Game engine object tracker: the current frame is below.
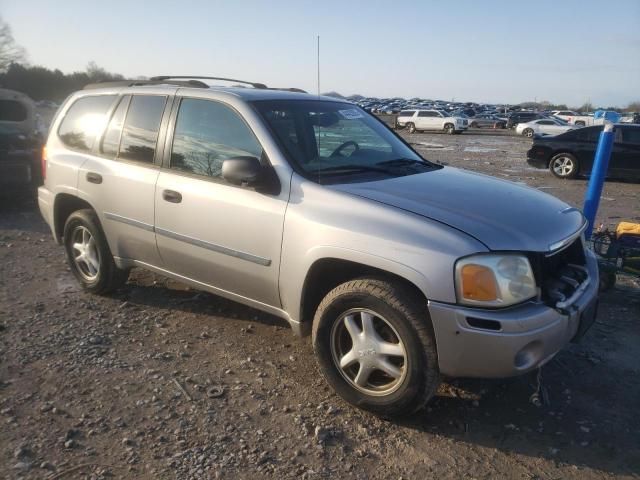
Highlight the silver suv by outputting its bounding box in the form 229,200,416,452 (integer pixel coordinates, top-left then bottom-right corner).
38,76,599,416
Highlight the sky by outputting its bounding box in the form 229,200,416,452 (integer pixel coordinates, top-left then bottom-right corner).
3,0,639,106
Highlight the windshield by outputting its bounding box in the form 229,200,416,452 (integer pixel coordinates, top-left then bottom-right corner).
253,100,438,183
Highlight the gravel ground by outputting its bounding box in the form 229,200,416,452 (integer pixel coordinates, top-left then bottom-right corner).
1,129,639,479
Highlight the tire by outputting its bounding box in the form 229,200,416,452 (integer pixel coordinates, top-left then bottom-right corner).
63,209,129,294
406,122,416,134
575,121,586,126
444,123,455,134
470,121,478,128
549,152,579,179
312,277,440,417
523,128,534,138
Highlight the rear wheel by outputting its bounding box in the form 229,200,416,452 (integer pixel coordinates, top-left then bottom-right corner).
575,121,586,126
523,128,534,138
312,278,440,417
549,153,579,179
470,121,478,128
63,209,129,294
444,123,455,134
406,122,416,134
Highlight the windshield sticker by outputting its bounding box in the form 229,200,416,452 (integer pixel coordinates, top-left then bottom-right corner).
339,109,364,120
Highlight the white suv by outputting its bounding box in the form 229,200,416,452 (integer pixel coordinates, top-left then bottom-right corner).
396,109,468,134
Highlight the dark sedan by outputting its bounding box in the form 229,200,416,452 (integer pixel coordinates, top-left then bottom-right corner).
526,124,640,179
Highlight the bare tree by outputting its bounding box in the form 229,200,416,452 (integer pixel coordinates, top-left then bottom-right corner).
0,17,26,72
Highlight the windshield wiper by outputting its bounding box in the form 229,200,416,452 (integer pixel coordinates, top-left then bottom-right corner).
311,164,395,176
376,158,430,167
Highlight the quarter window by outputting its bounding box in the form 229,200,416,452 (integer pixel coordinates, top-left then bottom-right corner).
118,95,167,163
58,95,117,152
170,98,263,179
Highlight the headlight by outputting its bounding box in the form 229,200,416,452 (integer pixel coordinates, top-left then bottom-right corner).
455,254,537,307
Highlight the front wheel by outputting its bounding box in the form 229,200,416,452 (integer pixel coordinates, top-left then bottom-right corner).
522,128,534,138
406,122,416,134
312,278,440,417
549,152,579,179
63,209,129,294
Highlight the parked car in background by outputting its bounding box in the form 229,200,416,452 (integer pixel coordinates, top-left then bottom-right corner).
551,110,580,122
516,118,578,138
506,111,543,129
0,88,44,194
396,109,468,134
526,124,640,179
468,114,506,129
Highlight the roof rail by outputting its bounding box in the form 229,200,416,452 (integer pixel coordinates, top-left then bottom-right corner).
150,76,268,89
83,79,209,90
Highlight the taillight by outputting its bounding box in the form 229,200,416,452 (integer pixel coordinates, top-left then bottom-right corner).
41,146,48,180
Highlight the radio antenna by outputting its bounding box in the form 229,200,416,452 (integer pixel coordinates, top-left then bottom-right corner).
317,35,320,96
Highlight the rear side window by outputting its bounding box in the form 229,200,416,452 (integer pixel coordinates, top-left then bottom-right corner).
100,96,130,158
399,110,415,117
0,100,28,121
576,127,602,142
118,95,167,163
170,98,263,179
58,95,117,152
620,127,640,144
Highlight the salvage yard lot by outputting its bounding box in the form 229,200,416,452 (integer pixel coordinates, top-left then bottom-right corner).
1,130,639,479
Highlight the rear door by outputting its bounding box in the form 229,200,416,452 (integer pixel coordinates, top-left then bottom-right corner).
78,92,172,265
154,95,287,307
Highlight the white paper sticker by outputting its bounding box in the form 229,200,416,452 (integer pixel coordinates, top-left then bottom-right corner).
339,109,364,120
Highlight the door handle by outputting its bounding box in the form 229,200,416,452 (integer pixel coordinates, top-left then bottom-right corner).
162,189,182,203
86,172,102,184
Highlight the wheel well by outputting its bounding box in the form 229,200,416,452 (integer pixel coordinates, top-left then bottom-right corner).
53,194,94,241
299,258,427,336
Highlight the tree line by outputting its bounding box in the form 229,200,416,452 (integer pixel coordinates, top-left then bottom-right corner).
0,62,126,101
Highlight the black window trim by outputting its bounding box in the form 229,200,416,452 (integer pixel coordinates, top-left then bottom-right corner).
161,95,276,191
57,93,119,156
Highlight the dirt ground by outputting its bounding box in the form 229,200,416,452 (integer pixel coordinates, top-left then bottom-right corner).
1,129,639,479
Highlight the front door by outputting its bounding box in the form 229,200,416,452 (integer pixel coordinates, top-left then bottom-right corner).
154,96,288,308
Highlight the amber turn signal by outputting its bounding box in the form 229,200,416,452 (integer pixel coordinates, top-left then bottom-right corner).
460,264,498,302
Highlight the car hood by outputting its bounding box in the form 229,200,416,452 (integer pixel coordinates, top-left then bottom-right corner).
331,167,586,252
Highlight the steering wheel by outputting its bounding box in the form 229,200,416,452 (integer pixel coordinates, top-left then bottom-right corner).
330,141,360,158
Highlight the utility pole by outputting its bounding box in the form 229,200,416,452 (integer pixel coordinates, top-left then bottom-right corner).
317,35,320,96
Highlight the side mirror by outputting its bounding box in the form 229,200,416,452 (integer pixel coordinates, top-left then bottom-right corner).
222,156,263,186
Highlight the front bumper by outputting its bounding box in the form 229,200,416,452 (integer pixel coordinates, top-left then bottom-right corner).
428,249,599,378
526,153,548,169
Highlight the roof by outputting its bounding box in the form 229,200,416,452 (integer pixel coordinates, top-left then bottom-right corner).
82,77,347,103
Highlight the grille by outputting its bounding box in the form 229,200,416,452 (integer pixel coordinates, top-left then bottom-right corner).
529,238,588,308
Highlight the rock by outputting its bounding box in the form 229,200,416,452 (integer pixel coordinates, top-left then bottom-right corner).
64,439,77,448
13,461,31,471
314,426,330,442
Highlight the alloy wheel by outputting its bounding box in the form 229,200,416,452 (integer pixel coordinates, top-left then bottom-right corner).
330,309,407,396
71,226,100,281
551,156,575,177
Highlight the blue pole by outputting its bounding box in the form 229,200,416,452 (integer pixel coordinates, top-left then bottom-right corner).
583,123,615,238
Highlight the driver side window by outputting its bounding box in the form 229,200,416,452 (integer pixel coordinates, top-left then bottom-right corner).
170,98,263,179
